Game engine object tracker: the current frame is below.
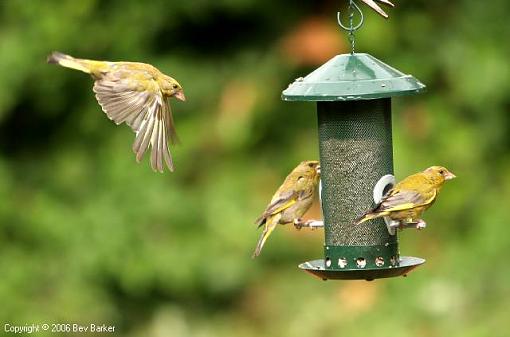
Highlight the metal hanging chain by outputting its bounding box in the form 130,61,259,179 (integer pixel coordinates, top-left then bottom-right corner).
337,0,395,54
348,0,356,54
337,0,364,54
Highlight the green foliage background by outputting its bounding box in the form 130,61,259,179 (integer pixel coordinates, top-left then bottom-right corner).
0,0,509,336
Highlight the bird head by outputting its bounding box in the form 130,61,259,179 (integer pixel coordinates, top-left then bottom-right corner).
161,76,186,101
292,160,320,186
424,166,456,186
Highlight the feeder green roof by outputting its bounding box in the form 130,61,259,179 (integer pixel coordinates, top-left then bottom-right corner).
282,53,425,101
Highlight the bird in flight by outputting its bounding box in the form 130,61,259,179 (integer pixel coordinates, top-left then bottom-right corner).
48,52,185,173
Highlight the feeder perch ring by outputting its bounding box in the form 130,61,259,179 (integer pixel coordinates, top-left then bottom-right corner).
319,179,323,211
373,174,395,203
373,174,399,235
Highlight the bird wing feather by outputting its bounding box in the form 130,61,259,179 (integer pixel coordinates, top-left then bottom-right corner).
361,0,391,18
93,72,175,172
377,188,437,213
255,190,297,227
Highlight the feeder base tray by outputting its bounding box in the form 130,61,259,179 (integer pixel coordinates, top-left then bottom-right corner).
299,256,425,281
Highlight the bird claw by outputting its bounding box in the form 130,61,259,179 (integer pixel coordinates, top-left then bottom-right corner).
384,218,427,235
415,219,427,230
293,218,304,230
399,219,427,231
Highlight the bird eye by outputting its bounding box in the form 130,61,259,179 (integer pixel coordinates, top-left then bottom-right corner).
172,84,179,89
439,170,445,175
308,163,314,168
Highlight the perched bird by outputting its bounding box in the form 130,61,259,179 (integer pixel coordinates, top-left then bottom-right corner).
355,166,456,228
253,161,321,258
360,0,395,19
47,51,185,172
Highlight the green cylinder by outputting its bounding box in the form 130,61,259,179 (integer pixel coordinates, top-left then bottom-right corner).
318,99,398,270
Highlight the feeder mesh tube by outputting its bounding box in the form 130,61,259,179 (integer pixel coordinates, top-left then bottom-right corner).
317,99,397,248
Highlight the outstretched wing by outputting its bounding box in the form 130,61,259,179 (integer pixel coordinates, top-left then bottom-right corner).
93,72,176,172
255,190,297,227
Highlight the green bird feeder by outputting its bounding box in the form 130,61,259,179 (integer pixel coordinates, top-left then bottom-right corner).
282,1,426,281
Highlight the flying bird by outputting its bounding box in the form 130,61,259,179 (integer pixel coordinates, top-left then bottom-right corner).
360,0,395,19
253,161,320,258
47,51,185,172
355,166,456,228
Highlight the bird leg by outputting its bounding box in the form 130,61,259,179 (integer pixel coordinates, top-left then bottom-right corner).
398,221,407,231
293,219,324,230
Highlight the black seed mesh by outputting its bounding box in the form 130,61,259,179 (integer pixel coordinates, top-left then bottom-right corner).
317,99,397,246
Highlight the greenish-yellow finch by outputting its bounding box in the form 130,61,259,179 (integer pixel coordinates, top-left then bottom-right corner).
47,51,185,173
253,161,321,258
356,166,456,227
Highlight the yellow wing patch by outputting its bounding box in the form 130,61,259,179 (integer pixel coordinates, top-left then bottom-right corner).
268,199,297,216
382,189,437,213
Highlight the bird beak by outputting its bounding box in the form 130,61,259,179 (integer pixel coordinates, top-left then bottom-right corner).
174,91,186,102
445,171,456,180
316,165,321,175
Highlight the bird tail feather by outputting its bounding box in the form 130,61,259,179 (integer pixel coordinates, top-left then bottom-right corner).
252,222,277,258
47,51,91,74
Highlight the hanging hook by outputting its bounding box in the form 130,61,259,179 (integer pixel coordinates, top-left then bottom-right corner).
337,0,364,32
